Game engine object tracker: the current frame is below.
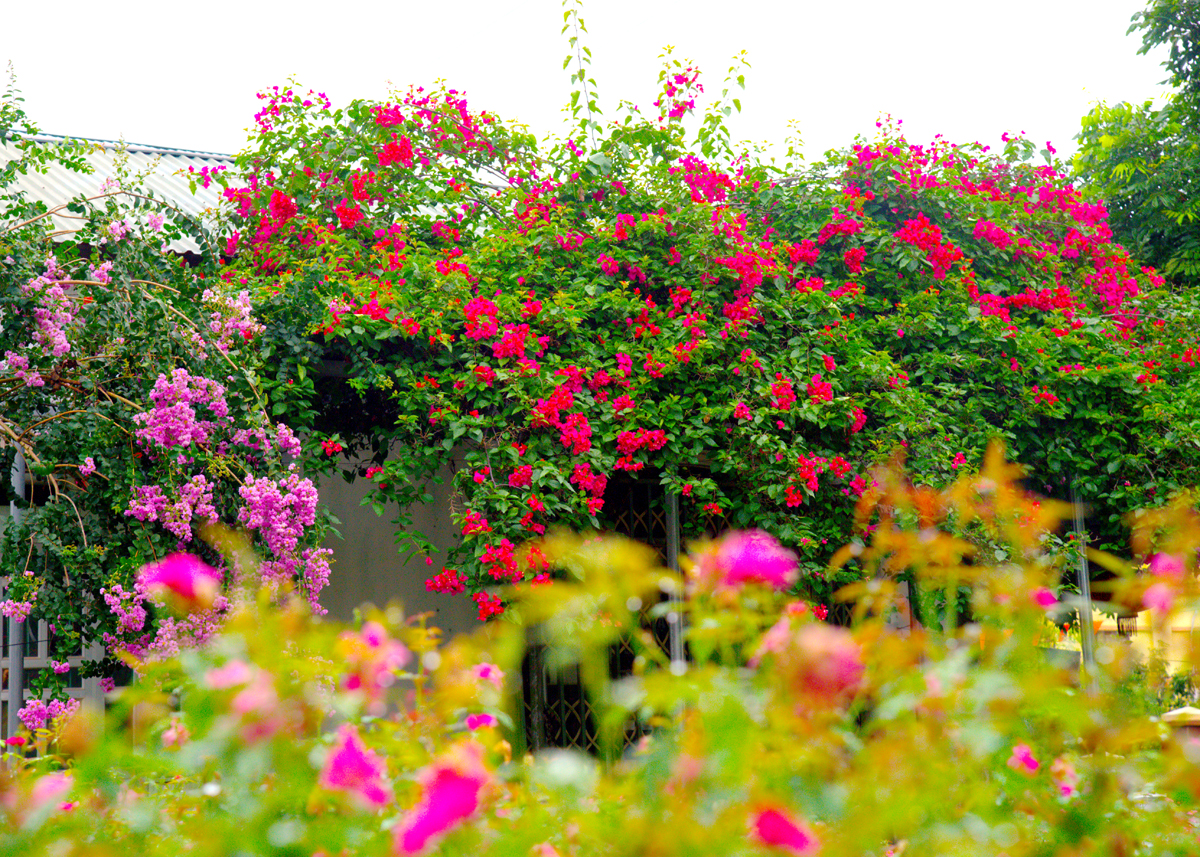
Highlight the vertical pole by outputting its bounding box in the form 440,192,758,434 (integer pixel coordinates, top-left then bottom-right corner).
6,450,27,740
1070,476,1096,670
666,490,684,667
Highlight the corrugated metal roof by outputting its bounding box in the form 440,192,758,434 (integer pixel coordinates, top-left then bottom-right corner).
0,133,233,254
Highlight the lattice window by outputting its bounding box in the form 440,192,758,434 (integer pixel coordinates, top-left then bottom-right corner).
521,473,672,754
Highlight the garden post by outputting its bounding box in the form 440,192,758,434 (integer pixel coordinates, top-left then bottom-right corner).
1070,477,1096,670
5,450,26,740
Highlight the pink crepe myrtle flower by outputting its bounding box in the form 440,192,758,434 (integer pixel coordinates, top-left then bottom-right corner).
138,553,222,611
319,724,393,809
1007,744,1039,774
394,741,490,855
692,530,798,592
750,807,820,855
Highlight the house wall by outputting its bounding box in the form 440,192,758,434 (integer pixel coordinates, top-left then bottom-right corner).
314,466,478,640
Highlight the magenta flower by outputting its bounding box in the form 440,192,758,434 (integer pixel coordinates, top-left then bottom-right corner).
465,713,498,731
138,553,222,610
711,530,799,590
394,741,490,855
1007,743,1039,774
1032,587,1058,609
1149,552,1185,580
319,724,393,809
750,807,820,855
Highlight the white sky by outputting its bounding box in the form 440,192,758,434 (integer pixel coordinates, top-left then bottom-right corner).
3,0,1172,163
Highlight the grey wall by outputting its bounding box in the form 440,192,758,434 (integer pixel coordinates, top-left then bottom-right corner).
314,466,478,640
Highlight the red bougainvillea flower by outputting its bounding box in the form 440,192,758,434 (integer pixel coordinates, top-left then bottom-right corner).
319,723,393,809
692,530,798,592
750,807,820,855
1007,743,1039,774
138,553,222,610
394,741,490,855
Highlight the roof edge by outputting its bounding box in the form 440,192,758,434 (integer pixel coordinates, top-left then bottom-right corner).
2,131,234,161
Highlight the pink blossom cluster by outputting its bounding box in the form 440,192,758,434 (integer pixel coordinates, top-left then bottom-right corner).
236,470,320,557
0,597,35,621
101,583,148,634
670,155,735,203
20,256,77,358
134,369,230,450
125,475,218,542
1,351,44,387
201,288,264,352
17,697,80,733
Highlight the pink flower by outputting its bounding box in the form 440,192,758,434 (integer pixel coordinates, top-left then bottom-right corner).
781,623,863,705
1144,581,1174,612
28,772,73,815
319,724,393,809
206,659,253,689
338,621,411,702
1051,756,1078,797
1007,743,1039,774
465,713,497,731
473,663,505,691
695,530,798,591
394,742,490,855
1149,553,1185,580
138,553,222,610
751,807,819,855
162,717,190,748
1032,587,1057,609
951,452,966,470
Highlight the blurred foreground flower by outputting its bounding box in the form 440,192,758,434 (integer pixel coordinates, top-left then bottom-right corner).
1007,744,1039,774
691,529,798,592
751,807,820,855
337,621,411,707
139,553,222,611
394,741,490,855
754,619,863,707
319,724,393,809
